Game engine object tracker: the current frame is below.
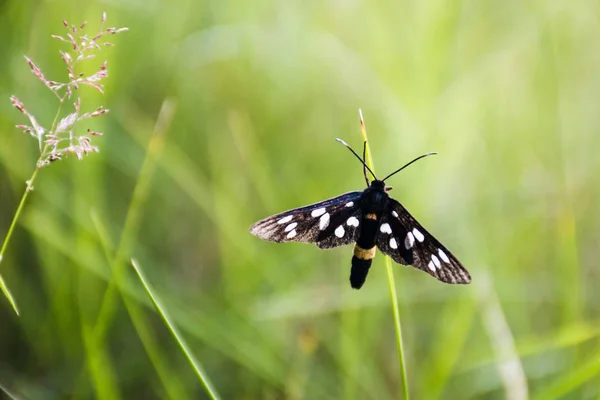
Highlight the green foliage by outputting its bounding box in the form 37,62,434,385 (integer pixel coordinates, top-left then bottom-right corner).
1,1,600,398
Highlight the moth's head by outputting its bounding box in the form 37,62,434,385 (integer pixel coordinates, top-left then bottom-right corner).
371,179,393,192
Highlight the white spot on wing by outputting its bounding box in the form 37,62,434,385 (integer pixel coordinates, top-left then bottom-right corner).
319,213,330,230
311,208,326,217
345,202,354,207
438,249,450,263
335,225,345,238
277,215,293,224
413,228,425,242
287,229,297,239
390,238,398,249
347,216,359,227
427,261,436,272
432,255,441,269
392,211,399,218
284,222,297,232
405,232,415,249
380,223,392,234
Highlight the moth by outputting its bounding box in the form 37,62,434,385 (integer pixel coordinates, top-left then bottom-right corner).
250,138,471,289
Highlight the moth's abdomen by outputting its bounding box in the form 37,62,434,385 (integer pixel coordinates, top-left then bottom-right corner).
349,212,380,289
350,245,376,289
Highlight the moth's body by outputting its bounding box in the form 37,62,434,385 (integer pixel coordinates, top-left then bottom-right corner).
351,180,388,288
249,138,471,289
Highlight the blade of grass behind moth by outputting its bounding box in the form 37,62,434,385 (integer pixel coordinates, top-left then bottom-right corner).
119,101,294,388
90,98,176,345
89,210,189,400
0,265,19,315
71,99,176,396
0,380,19,400
131,258,221,400
81,323,121,400
457,318,600,378
476,271,528,400
359,109,409,400
419,297,475,399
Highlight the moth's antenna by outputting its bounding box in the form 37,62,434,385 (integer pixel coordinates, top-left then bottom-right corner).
335,138,377,181
362,141,369,186
381,152,438,182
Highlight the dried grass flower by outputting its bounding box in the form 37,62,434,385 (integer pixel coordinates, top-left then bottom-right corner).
11,12,127,167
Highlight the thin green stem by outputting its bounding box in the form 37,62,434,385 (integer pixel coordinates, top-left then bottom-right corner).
358,109,409,399
0,167,40,316
88,211,189,399
0,268,18,315
385,257,409,399
0,381,18,400
0,168,39,256
69,99,176,397
90,99,175,346
131,259,221,400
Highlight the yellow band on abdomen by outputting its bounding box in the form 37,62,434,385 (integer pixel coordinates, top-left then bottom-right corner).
353,244,376,260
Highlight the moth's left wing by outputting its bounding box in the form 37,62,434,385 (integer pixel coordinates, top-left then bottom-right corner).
376,198,471,284
250,191,362,249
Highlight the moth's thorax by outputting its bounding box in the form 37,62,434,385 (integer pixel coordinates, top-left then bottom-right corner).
360,180,389,214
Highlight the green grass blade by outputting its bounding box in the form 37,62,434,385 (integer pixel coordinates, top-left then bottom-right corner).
359,109,409,399
70,98,176,397
420,297,475,399
477,271,528,399
90,98,176,348
0,263,19,316
81,323,121,400
131,258,221,400
0,381,19,400
0,170,40,316
90,211,189,400
384,257,409,399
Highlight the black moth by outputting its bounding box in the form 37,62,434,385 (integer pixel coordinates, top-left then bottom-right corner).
250,138,471,289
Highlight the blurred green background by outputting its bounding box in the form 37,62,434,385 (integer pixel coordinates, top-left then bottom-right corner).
1,0,599,399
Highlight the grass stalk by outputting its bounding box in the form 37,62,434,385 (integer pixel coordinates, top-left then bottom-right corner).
90,99,175,343
476,271,528,399
0,381,19,400
131,258,221,400
0,168,42,316
77,99,176,397
90,210,189,400
358,109,409,399
0,95,68,315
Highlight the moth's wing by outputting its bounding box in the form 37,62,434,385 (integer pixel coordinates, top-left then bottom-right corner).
375,213,413,266
250,191,362,249
315,205,361,249
376,198,471,284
